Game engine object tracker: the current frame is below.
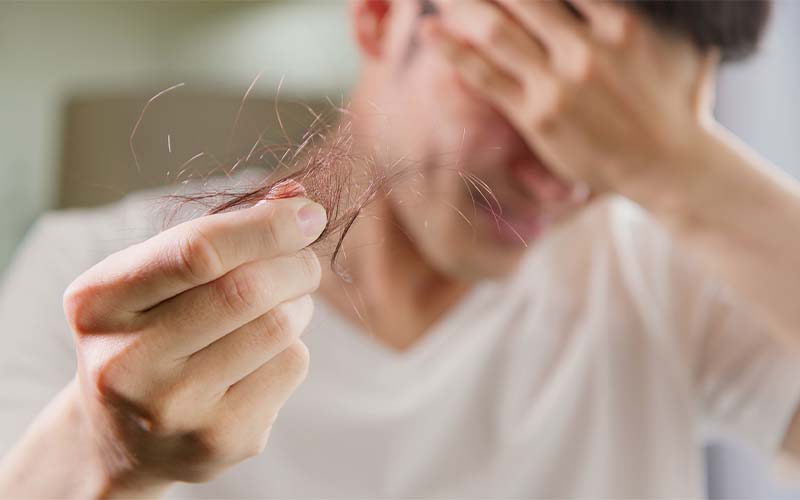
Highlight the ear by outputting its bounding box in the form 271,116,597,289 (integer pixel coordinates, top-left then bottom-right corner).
694,47,720,124
349,0,392,59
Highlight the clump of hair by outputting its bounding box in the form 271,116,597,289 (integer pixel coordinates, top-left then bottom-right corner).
173,110,407,278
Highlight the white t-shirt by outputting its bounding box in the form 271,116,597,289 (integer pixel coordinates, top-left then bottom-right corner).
1,182,799,499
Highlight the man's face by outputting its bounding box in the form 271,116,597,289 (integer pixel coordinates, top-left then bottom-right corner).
356,1,589,280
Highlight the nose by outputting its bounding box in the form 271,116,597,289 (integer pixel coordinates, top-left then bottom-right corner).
509,160,573,204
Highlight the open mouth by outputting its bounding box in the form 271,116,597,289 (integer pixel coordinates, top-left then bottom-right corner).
463,159,582,245
457,132,584,245
474,200,550,245
463,179,550,245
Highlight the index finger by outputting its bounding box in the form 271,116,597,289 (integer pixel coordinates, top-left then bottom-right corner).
494,0,589,57
68,196,327,316
570,0,636,45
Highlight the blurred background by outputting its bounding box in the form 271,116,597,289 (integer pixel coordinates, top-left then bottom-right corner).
0,0,357,270
0,1,798,498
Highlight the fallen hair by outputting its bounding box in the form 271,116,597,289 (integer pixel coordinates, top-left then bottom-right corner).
171,112,409,279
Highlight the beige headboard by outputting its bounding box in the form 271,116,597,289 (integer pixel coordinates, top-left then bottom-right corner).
59,92,331,209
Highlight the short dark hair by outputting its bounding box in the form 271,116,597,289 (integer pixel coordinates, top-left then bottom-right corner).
628,0,773,61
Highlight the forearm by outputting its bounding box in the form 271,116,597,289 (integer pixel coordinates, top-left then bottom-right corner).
634,124,800,344
0,379,170,499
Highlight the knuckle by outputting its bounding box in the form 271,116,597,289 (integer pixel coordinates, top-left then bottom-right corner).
177,226,225,284
282,341,311,381
480,12,505,46
145,383,188,433
241,430,271,459
613,12,637,46
134,370,197,432
474,62,495,89
85,346,149,416
90,357,123,400
215,270,260,314
187,426,235,463
258,305,297,349
242,443,265,460
574,55,597,83
64,275,138,336
175,466,222,484
569,44,594,81
296,294,314,325
550,83,569,114
535,81,568,126
143,401,173,434
296,249,322,291
63,281,98,335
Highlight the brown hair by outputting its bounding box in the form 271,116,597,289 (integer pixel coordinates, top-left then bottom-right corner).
630,0,773,61
173,114,409,277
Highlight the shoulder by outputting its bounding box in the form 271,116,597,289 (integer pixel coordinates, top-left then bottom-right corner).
517,196,716,331
572,195,697,285
522,196,678,283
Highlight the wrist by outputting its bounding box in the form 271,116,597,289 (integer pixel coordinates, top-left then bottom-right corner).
67,381,172,499
618,123,730,232
0,379,171,499
622,121,800,247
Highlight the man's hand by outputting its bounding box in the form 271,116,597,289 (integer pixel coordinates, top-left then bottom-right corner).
423,0,717,204
61,188,326,493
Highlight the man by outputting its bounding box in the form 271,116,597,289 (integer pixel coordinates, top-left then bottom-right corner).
1,0,798,498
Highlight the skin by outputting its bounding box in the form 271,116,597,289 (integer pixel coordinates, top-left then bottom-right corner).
325,0,800,471
0,194,328,496
1,0,800,497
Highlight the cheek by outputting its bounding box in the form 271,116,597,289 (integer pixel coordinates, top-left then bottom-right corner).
400,54,514,161
414,51,497,123
387,167,468,245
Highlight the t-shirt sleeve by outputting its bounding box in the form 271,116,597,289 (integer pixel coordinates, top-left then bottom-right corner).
605,197,800,460
0,213,92,457
693,281,800,458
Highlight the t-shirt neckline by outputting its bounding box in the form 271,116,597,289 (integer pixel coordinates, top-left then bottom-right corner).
311,279,500,372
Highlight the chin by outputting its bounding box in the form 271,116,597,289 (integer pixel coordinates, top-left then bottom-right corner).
449,251,527,282
406,207,544,283
428,230,531,283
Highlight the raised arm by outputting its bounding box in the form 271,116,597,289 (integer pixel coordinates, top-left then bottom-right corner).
657,123,800,461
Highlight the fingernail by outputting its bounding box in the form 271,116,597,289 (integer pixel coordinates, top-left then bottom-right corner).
253,180,307,209
269,179,307,198
297,202,327,238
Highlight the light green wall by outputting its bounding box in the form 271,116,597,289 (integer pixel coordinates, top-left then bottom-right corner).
0,1,357,271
